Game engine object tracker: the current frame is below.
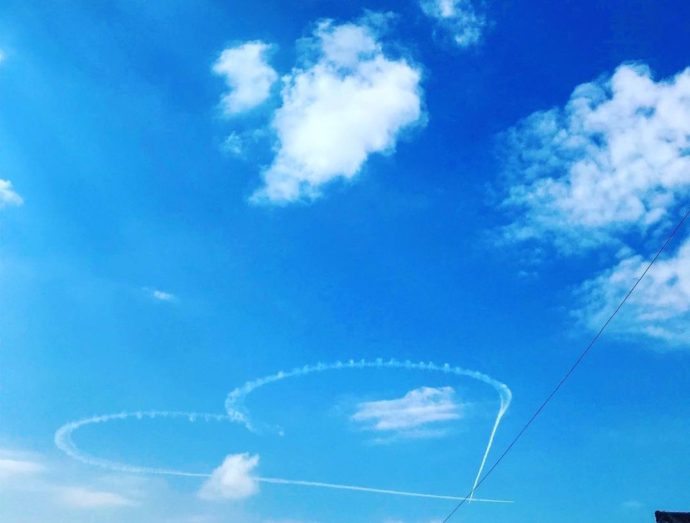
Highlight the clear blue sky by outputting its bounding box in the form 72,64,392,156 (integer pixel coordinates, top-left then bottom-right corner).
1,1,690,522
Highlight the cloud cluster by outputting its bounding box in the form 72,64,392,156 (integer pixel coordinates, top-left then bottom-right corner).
352,386,462,434
500,63,690,348
501,64,690,251
213,41,278,115
248,19,423,204
198,453,260,501
420,0,486,48
0,179,23,208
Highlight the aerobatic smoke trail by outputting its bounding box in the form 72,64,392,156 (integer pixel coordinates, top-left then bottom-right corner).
225,358,512,500
55,358,512,504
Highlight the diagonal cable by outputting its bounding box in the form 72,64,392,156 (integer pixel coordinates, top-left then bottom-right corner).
441,206,690,523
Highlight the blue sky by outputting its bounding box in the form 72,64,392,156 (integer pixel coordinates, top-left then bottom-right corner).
1,1,690,522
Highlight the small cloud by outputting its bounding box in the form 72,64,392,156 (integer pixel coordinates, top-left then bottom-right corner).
221,132,244,156
0,179,24,208
56,486,137,509
213,41,278,115
420,0,487,48
198,453,260,501
145,288,177,302
0,50,5,63
352,386,463,435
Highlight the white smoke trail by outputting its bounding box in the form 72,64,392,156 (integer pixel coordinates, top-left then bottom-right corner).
225,358,512,501
258,477,513,503
55,358,512,504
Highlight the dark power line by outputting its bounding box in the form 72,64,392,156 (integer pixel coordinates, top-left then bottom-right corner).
441,206,690,523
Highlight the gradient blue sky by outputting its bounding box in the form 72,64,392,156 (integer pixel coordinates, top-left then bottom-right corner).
1,1,690,522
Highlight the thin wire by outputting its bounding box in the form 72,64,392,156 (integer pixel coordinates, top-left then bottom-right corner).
441,206,690,523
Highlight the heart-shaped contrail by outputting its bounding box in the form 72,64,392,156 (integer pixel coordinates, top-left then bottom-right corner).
55,358,512,504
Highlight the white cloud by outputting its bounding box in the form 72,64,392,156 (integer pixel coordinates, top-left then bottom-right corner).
252,18,423,204
148,288,176,302
198,453,260,501
576,237,690,348
0,179,23,208
420,0,486,48
213,41,278,115
500,64,690,252
352,386,462,433
499,63,690,348
222,132,244,156
0,50,5,63
0,457,45,480
56,486,137,508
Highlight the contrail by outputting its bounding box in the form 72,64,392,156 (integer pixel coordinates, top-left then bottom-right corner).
55,358,512,504
225,358,512,500
54,411,512,503
257,477,513,503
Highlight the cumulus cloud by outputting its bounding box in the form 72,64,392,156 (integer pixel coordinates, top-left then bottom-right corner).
500,63,690,348
500,64,690,252
213,41,278,115
252,18,423,204
420,0,486,48
352,386,462,434
198,453,260,501
576,238,690,348
57,486,137,508
0,179,23,208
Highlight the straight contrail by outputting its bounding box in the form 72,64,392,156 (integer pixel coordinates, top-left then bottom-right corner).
258,477,513,503
55,358,512,504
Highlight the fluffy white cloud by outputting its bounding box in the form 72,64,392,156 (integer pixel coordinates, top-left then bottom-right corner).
213,41,277,115
57,486,137,508
500,64,690,251
352,386,462,432
0,179,23,208
198,453,260,501
420,0,486,48
500,63,690,348
252,19,423,204
576,238,690,348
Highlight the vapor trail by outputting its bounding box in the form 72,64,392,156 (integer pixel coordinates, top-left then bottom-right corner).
225,358,512,500
56,358,512,503
54,410,511,503
257,477,513,503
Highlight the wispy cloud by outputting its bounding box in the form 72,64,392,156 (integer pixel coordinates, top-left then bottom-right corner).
56,485,138,508
0,179,24,208
252,16,423,204
576,237,690,348
420,0,487,48
198,453,260,501
0,457,45,479
351,386,462,436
